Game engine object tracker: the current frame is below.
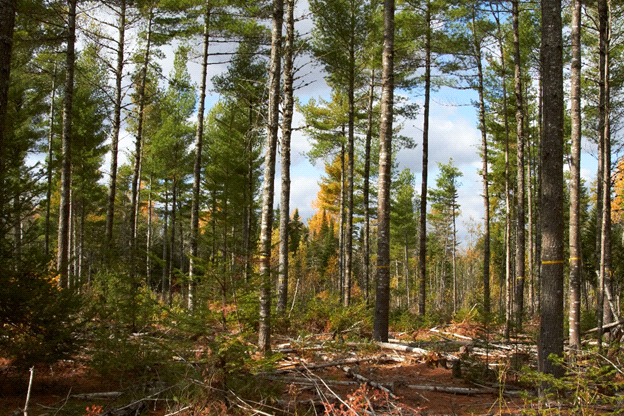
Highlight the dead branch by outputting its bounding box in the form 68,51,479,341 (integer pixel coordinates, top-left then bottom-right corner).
264,375,359,386
71,392,123,400
338,365,397,399
23,367,34,416
430,327,473,341
583,319,624,335
406,384,497,395
268,356,397,375
101,399,147,416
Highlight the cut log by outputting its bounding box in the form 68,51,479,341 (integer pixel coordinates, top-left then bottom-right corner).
377,342,428,355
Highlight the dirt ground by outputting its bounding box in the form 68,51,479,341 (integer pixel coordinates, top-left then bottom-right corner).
0,322,588,415
0,359,528,416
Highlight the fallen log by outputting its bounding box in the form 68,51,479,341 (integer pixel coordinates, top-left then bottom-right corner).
406,384,496,395
377,342,428,355
583,319,624,335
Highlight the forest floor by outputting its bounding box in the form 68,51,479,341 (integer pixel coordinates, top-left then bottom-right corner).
1,320,623,415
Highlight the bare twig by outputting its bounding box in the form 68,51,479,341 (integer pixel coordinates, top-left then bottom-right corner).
23,367,34,416
164,406,190,416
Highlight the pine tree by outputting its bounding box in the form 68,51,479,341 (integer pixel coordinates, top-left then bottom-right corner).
539,0,564,378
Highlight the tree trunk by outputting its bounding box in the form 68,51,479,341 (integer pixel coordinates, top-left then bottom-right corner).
45,65,57,257
373,0,394,342
162,185,169,300
0,0,17,225
363,70,374,304
597,0,611,347
513,0,526,333
491,2,512,323
146,175,153,287
568,0,582,350
538,0,564,377
105,0,126,248
277,0,295,314
418,0,431,316
338,143,345,297
258,0,283,353
57,0,77,288
129,8,153,273
344,7,357,307
168,181,177,306
452,200,457,314
189,8,210,310
480,5,497,315
405,232,410,307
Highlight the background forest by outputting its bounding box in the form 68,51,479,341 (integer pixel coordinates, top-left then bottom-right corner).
1,0,624,413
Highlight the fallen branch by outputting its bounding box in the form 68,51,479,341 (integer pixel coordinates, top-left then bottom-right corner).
583,319,624,335
23,367,34,416
268,356,396,375
430,327,473,341
72,392,123,400
264,375,359,386
406,384,496,395
338,365,397,399
164,406,191,416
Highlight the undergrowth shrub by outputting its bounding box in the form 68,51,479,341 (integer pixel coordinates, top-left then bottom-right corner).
520,352,624,413
0,261,86,366
89,270,160,331
297,297,371,337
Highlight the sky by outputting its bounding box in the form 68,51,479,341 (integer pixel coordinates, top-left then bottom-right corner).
105,2,600,248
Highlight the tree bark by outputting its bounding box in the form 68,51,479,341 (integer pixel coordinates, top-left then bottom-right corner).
58,0,77,288
258,0,283,353
538,0,564,377
418,0,431,316
373,0,394,342
568,0,582,351
277,0,295,313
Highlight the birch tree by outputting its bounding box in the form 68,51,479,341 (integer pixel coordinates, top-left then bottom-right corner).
258,0,283,353
373,0,394,342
